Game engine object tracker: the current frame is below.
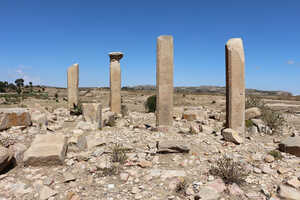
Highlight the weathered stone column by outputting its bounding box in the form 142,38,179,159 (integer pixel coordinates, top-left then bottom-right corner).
109,52,123,114
156,35,174,127
226,38,245,134
67,63,79,110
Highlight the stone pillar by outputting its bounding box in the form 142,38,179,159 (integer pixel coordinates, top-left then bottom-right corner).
109,52,123,114
226,38,245,134
156,35,174,127
67,63,79,110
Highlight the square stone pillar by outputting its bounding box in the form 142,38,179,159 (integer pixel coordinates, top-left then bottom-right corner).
226,38,245,134
67,63,79,110
156,35,174,127
109,52,123,114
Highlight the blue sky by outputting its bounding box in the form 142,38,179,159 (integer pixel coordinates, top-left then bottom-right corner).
0,0,299,95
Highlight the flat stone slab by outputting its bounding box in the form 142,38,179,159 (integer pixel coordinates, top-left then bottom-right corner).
279,136,300,157
0,108,31,130
23,134,67,166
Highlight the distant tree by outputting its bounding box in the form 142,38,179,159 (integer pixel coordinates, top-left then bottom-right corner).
29,82,33,92
8,83,17,91
0,81,6,93
15,78,24,95
15,78,24,88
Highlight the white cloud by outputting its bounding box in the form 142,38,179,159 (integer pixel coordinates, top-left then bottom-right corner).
9,65,42,85
287,60,295,65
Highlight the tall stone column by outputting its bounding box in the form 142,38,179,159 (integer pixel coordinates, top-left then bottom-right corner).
67,63,79,110
156,35,174,127
226,38,245,134
109,52,123,114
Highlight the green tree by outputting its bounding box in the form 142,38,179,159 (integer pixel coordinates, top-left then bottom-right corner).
15,78,24,95
0,81,6,93
15,79,24,88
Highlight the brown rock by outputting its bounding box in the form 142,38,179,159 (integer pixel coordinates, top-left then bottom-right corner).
23,134,67,166
0,108,31,131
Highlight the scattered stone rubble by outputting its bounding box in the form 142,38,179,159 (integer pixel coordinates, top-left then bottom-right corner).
0,100,299,200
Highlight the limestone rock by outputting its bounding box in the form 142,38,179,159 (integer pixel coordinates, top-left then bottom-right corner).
182,111,197,121
264,154,275,163
157,141,190,154
195,186,220,200
82,103,102,129
278,184,300,200
23,134,67,166
279,136,300,157
222,128,243,144
38,185,58,200
0,108,31,131
287,177,300,188
0,146,13,173
31,111,47,128
245,107,261,120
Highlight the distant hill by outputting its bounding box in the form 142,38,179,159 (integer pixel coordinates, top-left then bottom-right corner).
122,85,293,96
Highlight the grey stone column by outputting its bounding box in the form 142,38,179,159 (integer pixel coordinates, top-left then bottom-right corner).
67,63,79,110
226,38,245,134
156,35,174,127
109,52,123,114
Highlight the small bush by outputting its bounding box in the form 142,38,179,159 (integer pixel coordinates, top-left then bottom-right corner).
98,164,121,177
245,119,254,128
210,156,249,185
246,95,285,133
175,177,188,196
268,150,282,160
111,144,128,164
261,108,285,133
145,95,156,113
70,103,82,116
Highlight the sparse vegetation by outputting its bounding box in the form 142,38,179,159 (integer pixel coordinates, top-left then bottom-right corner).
268,150,283,160
110,143,128,164
55,93,59,102
261,108,285,133
98,164,121,177
145,95,156,112
246,95,285,133
210,156,249,185
70,103,82,116
245,119,254,128
175,177,188,196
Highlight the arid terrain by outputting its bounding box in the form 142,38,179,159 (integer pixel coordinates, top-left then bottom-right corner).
1,87,300,200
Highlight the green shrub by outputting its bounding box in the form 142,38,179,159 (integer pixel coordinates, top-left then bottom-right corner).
145,95,156,112
70,103,82,116
175,177,188,196
245,119,254,128
98,164,121,177
210,156,249,185
261,108,285,133
246,95,285,133
111,144,128,164
268,150,282,160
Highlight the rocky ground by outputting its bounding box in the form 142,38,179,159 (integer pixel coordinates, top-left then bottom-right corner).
0,91,300,200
